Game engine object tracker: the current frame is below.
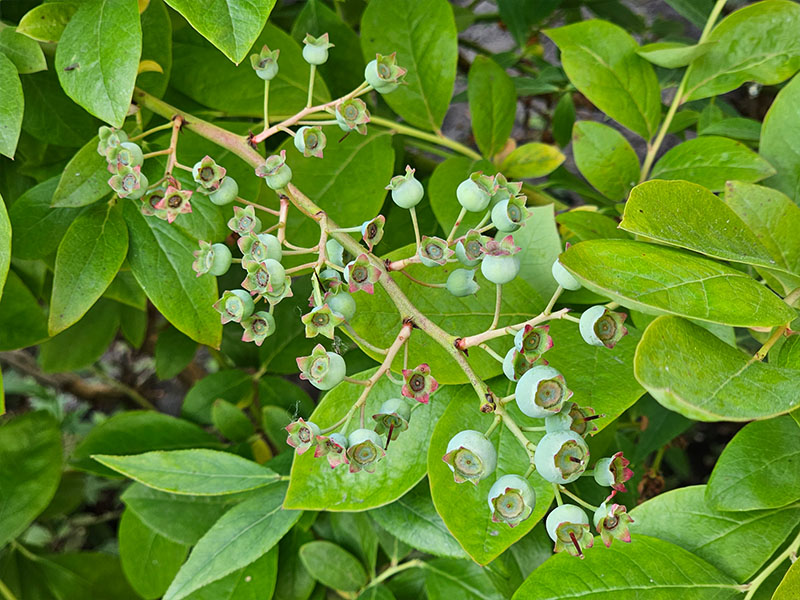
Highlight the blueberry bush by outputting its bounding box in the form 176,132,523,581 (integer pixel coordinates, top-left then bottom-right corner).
1,0,799,598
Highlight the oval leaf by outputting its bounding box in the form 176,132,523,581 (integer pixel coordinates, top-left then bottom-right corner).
468,55,516,158
0,53,23,159
572,121,639,201
92,449,279,495
0,271,49,351
0,193,9,300
636,316,800,421
761,72,800,202
299,541,367,592
560,239,796,327
52,135,110,208
636,41,714,69
499,142,565,179
17,2,79,43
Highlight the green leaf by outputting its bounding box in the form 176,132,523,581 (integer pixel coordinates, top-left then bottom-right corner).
123,202,222,348
273,527,316,600
620,180,779,271
556,210,629,242
0,411,63,548
327,512,379,573
571,121,639,201
425,558,503,600
49,202,128,334
0,194,9,301
699,117,762,142
171,24,329,119
94,449,279,495
281,129,395,249
17,2,79,43
105,270,147,309
551,93,576,148
183,370,255,424
706,416,800,511
164,0,276,64
10,177,83,260
650,136,775,191
636,41,714,69
71,411,220,477
55,0,142,127
0,24,46,74
498,143,565,179
370,482,468,559
182,550,278,600
0,53,23,159
513,204,562,300
358,585,396,600
119,509,189,600
631,485,800,582
635,316,800,421
0,270,49,351
468,56,516,157
684,0,800,101
774,560,800,600
665,0,713,28
52,136,110,208
39,298,120,372
560,239,796,327
284,369,453,510
360,0,458,131
212,399,255,442
511,535,741,599
138,0,172,99
163,484,300,600
544,20,661,139
259,376,314,417
299,541,367,592
428,156,496,238
155,326,198,379
428,384,555,565
761,73,800,202
122,483,245,546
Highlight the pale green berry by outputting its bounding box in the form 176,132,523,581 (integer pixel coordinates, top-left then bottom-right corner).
551,259,581,290
446,269,479,297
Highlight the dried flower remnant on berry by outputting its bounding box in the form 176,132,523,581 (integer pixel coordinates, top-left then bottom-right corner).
401,364,438,404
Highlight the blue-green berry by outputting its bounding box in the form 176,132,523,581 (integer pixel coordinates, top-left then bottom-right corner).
446,268,479,297
456,172,496,212
241,311,276,346
443,429,497,485
325,290,356,321
488,474,535,527
385,165,424,209
546,504,594,557
294,126,326,158
302,33,334,65
491,197,527,232
326,238,346,267
534,430,590,484
579,305,629,349
250,45,280,81
209,176,239,206
551,258,581,290
502,347,535,382
256,150,292,190
297,344,346,390
481,254,520,285
347,429,385,473
515,365,572,418
192,241,232,277
213,289,255,324
364,53,407,94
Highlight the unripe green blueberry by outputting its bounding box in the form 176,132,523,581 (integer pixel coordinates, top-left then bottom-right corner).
302,33,333,65
443,429,497,485
213,289,255,324
546,505,588,542
119,142,144,168
241,311,276,346
456,177,491,212
208,243,232,276
481,254,520,285
372,398,411,440
446,269,479,297
546,504,596,558
293,126,326,158
297,344,346,391
385,166,424,209
593,451,633,492
364,53,406,94
502,347,535,382
286,418,320,454
347,428,385,473
551,258,581,290
209,176,239,206
326,291,356,321
326,238,346,267
487,474,535,527
579,305,629,349
534,430,590,484
491,198,527,233
515,365,572,418
250,45,280,81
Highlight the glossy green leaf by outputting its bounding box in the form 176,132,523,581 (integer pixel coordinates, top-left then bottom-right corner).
761,73,800,202
155,326,197,379
773,560,800,600
299,541,367,592
425,558,503,600
259,376,314,417
0,24,46,74
119,509,189,599
39,298,120,372
631,485,800,582
171,24,329,119
17,2,78,43
358,585,397,600
182,550,278,600
621,180,779,271
650,136,775,191
428,385,555,565
512,204,562,300
637,41,714,69
0,270,49,351
104,270,147,309
164,0,276,64
560,239,796,327
163,484,300,600
428,156,496,238
348,247,543,384
49,202,128,334
556,210,629,242
122,483,246,546
274,527,316,600
285,369,453,510
544,20,661,139
71,411,220,477
138,0,172,99
183,370,254,424
699,117,762,141
551,93,576,148
707,416,800,511
684,0,800,101
499,143,565,179
571,121,639,201
360,0,458,131
511,535,741,599
0,194,9,301
93,449,279,495
281,129,395,249
636,316,800,421
123,202,221,348
468,56,516,157
0,411,63,548
55,0,142,127
0,53,23,159
370,482,467,559
52,135,109,208
212,399,255,442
